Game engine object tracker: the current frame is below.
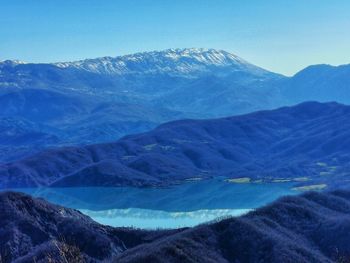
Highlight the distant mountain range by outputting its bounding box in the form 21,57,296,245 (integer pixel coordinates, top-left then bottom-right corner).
1,101,350,189
54,48,274,76
1,48,350,162
2,190,350,262
0,48,283,162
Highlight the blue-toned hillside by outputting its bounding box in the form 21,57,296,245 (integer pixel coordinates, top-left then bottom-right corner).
1,101,349,189
283,63,350,104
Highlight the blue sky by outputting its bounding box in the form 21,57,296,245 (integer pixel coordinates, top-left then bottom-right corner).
1,0,350,76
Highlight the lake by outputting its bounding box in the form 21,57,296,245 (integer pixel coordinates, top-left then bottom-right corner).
4,179,296,229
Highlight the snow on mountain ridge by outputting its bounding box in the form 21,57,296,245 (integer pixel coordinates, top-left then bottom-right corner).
0,60,27,66
54,48,273,76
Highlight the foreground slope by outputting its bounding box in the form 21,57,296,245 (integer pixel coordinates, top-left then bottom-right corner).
2,190,350,262
115,190,350,263
0,192,177,263
1,101,350,188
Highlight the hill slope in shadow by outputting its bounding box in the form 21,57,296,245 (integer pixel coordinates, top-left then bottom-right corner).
2,190,350,262
1,101,350,188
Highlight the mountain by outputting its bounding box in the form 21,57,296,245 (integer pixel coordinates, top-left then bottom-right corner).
54,48,275,77
0,48,283,110
115,190,350,263
3,48,350,164
282,63,350,104
0,191,177,263
0,48,284,162
1,101,350,188
2,190,350,262
54,48,285,117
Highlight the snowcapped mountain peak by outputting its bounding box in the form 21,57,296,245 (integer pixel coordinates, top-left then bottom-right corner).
55,48,275,77
0,60,27,66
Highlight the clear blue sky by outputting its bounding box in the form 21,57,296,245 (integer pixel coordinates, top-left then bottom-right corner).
1,0,350,76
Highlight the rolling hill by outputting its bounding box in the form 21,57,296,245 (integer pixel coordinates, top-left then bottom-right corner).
0,88,182,162
1,101,350,189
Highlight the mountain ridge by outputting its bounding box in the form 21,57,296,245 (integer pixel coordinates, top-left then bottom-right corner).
54,48,281,77
1,101,350,188
1,48,282,78
0,48,285,162
2,48,350,164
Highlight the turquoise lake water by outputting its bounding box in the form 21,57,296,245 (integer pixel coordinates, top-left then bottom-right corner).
4,179,296,229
